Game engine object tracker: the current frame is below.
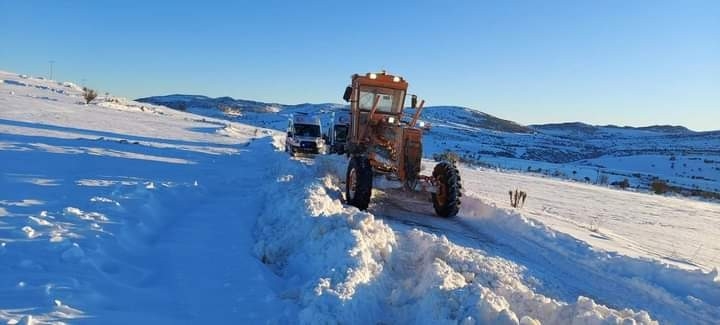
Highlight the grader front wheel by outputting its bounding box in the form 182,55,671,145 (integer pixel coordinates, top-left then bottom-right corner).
431,162,461,217
346,156,373,210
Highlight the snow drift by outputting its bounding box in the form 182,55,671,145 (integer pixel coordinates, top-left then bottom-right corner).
252,145,659,324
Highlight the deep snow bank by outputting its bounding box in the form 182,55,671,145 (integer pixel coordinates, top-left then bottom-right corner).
1,71,282,324
254,142,396,323
253,140,657,324
459,191,720,323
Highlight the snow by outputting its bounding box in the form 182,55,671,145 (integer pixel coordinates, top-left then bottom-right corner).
1,70,279,324
1,69,719,324
410,106,720,195
253,152,657,324
461,167,720,271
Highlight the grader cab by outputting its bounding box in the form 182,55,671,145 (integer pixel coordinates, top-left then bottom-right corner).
342,71,461,217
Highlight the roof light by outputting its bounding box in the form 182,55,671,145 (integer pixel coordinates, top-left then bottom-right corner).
387,116,395,124
392,76,401,82
369,73,377,79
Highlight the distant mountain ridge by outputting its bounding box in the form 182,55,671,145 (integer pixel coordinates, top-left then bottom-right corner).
136,94,342,114
419,106,534,134
137,94,707,134
531,122,695,134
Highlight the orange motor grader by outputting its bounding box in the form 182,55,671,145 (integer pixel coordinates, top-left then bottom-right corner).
341,71,461,217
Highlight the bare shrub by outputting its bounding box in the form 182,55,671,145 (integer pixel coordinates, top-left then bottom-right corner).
82,87,97,104
509,189,527,208
619,178,630,189
651,179,669,194
611,178,630,189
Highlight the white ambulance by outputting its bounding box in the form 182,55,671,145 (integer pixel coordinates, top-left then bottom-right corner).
328,110,350,154
285,113,324,156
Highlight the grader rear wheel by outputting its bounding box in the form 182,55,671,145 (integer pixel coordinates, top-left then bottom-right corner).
431,162,461,217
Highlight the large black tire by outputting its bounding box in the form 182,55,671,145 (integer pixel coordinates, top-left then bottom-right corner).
431,162,461,217
346,156,373,210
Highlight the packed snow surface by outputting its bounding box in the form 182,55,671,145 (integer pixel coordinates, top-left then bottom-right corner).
2,70,719,324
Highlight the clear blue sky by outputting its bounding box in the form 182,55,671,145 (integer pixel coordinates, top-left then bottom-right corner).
2,1,718,130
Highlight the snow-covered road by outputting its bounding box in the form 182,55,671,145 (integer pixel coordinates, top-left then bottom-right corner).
1,71,283,323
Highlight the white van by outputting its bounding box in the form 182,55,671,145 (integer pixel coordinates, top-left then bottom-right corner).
327,110,350,154
285,113,324,155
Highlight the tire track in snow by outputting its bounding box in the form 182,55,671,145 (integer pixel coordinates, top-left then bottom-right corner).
307,172,654,323
371,189,718,324
371,189,495,247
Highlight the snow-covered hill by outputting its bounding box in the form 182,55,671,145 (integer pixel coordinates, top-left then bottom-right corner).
139,94,720,197
2,70,720,324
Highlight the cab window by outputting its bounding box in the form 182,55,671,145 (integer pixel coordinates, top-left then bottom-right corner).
358,86,405,114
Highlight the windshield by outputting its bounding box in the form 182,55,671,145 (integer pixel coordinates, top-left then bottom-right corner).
294,124,321,137
334,125,348,141
358,86,405,113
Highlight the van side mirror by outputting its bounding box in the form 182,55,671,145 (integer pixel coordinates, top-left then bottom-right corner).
411,95,417,108
342,86,352,102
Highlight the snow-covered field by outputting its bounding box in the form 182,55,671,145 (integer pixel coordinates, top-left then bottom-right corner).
463,168,720,272
2,71,719,324
416,107,720,195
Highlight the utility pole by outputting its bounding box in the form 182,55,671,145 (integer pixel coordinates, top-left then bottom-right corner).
49,60,55,80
